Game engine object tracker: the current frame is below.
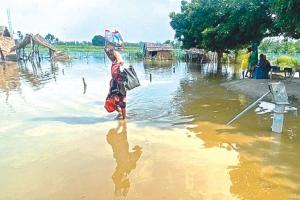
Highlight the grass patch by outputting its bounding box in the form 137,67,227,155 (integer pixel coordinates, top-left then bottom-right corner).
274,55,300,68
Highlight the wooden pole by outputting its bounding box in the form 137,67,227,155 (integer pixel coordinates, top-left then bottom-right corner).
82,77,87,94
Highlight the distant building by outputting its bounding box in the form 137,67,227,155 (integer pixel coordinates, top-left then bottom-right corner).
143,43,173,60
0,26,17,62
185,48,210,63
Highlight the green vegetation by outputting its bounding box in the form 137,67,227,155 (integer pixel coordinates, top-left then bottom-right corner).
55,44,103,52
258,38,300,68
92,35,105,46
170,0,273,70
274,55,300,68
272,0,300,38
54,44,141,53
170,0,300,70
259,38,300,54
45,33,58,43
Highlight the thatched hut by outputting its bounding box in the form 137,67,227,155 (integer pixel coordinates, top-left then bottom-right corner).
0,26,17,62
11,34,70,62
185,48,210,63
143,43,173,60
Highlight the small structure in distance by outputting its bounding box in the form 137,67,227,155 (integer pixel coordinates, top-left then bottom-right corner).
185,48,210,63
11,34,70,62
143,42,173,60
0,26,17,62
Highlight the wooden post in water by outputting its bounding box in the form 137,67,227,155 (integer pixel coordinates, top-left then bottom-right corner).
82,77,87,94
150,74,152,82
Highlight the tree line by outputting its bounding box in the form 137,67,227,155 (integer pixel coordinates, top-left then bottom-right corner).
259,38,300,54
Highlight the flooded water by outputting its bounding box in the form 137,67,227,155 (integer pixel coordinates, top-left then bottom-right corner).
0,55,299,200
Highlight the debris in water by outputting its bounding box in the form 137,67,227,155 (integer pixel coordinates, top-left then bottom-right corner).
82,77,87,94
255,101,298,115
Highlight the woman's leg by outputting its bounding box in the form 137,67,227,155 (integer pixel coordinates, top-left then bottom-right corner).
119,96,126,120
121,108,126,120
116,107,122,118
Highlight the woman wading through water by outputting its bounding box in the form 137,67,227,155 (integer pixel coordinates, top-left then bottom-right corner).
104,30,140,120
104,43,127,120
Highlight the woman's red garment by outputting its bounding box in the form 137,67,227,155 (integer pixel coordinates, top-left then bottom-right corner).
111,63,123,81
105,63,127,119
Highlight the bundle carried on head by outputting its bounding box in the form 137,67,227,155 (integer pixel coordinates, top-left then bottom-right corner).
104,29,125,63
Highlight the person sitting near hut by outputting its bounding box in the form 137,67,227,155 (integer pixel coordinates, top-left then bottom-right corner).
258,54,271,76
241,47,251,79
105,43,127,120
258,54,271,69
253,54,271,79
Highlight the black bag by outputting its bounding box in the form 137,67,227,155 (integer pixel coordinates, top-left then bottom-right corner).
110,79,126,96
121,66,140,90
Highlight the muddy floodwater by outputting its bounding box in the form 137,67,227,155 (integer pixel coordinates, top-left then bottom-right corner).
0,55,300,200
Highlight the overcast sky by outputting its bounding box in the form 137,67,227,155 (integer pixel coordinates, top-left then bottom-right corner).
0,0,182,42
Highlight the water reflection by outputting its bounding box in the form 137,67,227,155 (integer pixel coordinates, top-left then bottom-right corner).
0,63,21,101
106,120,142,197
0,60,60,94
1,55,299,199
18,60,60,87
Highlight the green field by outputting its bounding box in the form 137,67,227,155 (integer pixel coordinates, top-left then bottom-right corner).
54,44,142,53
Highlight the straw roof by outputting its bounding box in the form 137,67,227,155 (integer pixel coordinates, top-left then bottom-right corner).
144,42,173,52
185,48,206,55
0,35,15,55
11,34,57,52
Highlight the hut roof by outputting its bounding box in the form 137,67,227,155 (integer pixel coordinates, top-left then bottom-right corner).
11,34,57,52
144,42,173,52
0,35,15,54
185,48,206,55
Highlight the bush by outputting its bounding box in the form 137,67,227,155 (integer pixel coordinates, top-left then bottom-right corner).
274,56,300,68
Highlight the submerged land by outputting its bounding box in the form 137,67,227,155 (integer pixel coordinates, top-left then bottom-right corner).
1,57,300,199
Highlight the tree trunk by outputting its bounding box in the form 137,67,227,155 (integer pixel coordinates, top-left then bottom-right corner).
217,50,223,74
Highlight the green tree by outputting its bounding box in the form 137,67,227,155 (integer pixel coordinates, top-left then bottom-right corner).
272,0,300,39
295,40,300,53
92,35,105,46
16,31,23,40
259,38,300,54
170,0,273,70
164,40,171,44
45,33,56,43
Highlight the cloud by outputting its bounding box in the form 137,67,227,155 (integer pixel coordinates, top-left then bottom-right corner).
0,0,181,42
